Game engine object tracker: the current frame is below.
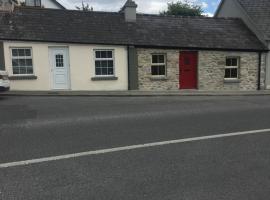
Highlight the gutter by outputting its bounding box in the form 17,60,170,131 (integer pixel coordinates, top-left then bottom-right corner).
0,39,267,53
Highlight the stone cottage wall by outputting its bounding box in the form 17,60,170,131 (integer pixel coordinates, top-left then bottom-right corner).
260,53,267,89
137,48,260,91
137,48,179,90
198,51,259,91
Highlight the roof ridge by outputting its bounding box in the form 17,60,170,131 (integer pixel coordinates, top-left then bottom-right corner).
14,6,121,15
137,13,242,20
9,6,247,22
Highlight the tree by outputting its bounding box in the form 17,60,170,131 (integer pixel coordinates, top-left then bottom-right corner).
76,1,93,11
161,1,203,16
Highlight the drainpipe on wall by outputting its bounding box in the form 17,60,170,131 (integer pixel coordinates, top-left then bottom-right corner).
257,52,262,90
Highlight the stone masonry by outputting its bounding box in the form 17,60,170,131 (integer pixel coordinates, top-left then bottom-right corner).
137,48,262,91
260,53,266,89
199,51,259,91
137,48,179,90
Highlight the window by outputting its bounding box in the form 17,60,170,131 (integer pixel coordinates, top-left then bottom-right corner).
151,54,166,76
55,54,64,67
94,50,114,76
225,57,239,79
11,48,33,75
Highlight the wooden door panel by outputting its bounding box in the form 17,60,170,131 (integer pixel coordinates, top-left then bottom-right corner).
179,51,198,89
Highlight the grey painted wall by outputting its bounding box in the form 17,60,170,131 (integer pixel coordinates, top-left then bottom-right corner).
128,46,138,90
0,42,5,70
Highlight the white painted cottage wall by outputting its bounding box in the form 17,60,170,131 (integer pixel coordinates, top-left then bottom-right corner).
4,41,129,91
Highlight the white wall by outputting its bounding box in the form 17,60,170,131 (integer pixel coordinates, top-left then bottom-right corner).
41,0,62,9
216,0,242,17
4,41,129,91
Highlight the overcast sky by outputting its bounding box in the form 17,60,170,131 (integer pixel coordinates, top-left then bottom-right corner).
57,0,221,16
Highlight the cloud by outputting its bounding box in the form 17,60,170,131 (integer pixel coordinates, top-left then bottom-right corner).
200,2,208,9
203,12,213,17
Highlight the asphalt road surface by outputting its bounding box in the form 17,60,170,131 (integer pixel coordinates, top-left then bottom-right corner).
0,95,270,200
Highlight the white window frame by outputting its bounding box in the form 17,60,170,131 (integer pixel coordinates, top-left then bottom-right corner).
151,54,167,77
94,49,115,77
224,57,239,80
10,47,34,76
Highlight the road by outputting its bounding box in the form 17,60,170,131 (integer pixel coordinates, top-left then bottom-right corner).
0,95,270,199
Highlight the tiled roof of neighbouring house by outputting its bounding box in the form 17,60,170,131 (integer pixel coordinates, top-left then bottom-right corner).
237,0,270,40
0,6,267,51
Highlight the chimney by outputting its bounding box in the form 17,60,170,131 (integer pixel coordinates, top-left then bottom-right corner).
121,0,137,22
0,0,16,12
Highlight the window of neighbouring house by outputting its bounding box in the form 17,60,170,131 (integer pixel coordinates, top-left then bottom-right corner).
11,48,34,75
151,54,166,76
225,57,239,79
94,50,114,76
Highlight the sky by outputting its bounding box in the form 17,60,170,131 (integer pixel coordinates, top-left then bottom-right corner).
57,0,221,16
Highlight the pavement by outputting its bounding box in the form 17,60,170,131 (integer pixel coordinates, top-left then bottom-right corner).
0,95,270,199
2,89,270,96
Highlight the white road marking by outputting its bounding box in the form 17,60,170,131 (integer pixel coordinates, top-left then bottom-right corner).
0,128,270,169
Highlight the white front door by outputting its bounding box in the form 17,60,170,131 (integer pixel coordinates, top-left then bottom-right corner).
50,48,70,90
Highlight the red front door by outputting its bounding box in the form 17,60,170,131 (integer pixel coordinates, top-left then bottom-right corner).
179,51,198,89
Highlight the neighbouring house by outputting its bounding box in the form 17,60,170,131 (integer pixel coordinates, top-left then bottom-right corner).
25,0,65,9
0,0,267,91
215,0,270,90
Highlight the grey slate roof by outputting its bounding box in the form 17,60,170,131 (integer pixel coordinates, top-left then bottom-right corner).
0,6,266,51
237,0,270,40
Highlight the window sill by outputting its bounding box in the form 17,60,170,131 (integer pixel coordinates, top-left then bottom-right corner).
150,76,167,81
91,76,118,81
224,79,240,83
9,75,38,80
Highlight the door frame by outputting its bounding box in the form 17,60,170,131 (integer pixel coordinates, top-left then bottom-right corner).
179,51,199,90
49,47,71,90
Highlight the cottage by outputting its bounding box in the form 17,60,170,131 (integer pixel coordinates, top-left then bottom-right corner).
215,0,270,89
0,0,267,91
